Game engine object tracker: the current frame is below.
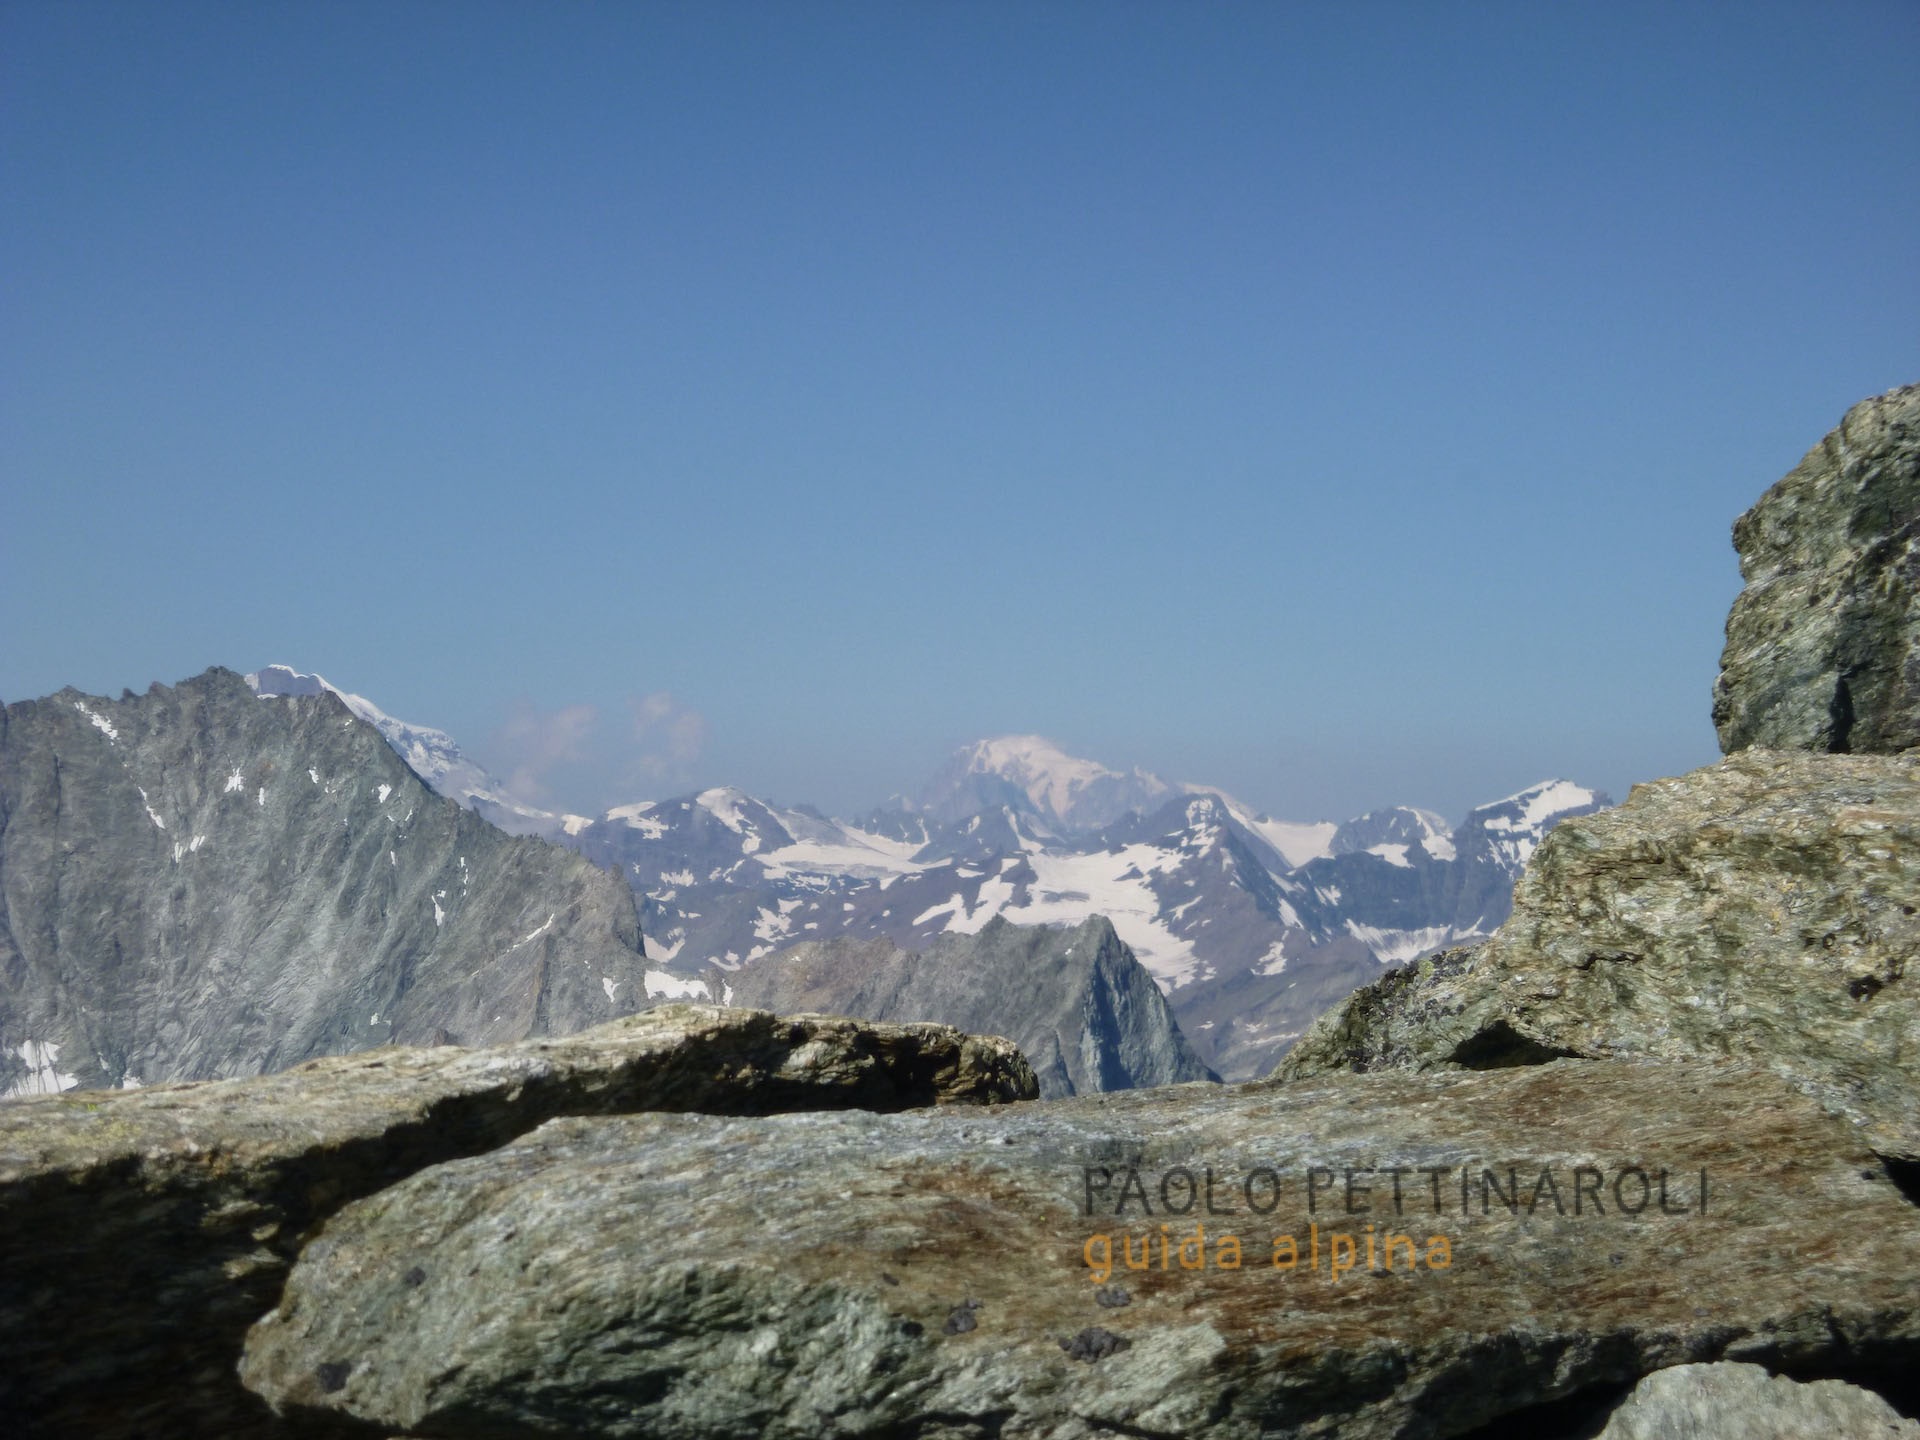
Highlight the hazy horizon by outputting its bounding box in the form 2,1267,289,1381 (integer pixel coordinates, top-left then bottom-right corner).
5,3,1915,826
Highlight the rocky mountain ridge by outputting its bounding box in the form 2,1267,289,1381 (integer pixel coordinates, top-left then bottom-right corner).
714,915,1216,1097
0,669,650,1096
571,773,1608,1079
259,669,1608,1081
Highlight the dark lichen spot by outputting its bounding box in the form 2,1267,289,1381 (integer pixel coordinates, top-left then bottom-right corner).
1061,1327,1131,1362
402,1265,426,1288
315,1361,350,1394
880,1271,900,1286
1094,1286,1131,1308
944,1301,979,1335
1850,975,1885,1001
900,1320,924,1338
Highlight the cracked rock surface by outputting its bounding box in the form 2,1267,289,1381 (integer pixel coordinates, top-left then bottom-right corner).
0,1003,1034,1440
242,1061,1920,1440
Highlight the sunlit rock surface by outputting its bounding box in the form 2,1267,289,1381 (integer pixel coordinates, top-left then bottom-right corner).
241,1060,1919,1439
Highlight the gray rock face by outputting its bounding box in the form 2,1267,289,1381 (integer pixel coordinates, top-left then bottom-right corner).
1595,1362,1920,1439
0,668,650,1095
1275,749,1920,1161
0,1004,1036,1440
718,915,1217,1097
240,1060,1920,1439
1714,382,1920,755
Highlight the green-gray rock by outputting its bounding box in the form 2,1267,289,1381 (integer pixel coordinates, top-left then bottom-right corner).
1274,749,1920,1161
0,1003,1036,1440
1713,382,1920,755
1595,1362,1920,1439
240,1060,1920,1439
719,916,1217,1097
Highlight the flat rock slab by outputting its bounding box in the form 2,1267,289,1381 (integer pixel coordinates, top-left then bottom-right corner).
0,1003,1035,1440
243,1061,1920,1440
1277,749,1920,1162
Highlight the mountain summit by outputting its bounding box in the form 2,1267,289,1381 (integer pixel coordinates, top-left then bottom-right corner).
915,734,1178,833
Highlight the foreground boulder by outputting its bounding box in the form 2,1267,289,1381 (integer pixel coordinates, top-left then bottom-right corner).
1713,381,1920,755
719,916,1217,1097
1594,1361,1919,1439
242,1060,1919,1439
0,1004,1035,1440
1275,748,1920,1161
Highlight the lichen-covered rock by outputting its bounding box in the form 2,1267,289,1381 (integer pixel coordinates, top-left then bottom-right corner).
240,1061,1920,1440
0,1004,1035,1440
1714,382,1920,755
1273,749,1920,1161
721,916,1217,1097
1594,1362,1919,1439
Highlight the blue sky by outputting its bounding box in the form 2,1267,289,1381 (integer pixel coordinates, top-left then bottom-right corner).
4,1,1916,824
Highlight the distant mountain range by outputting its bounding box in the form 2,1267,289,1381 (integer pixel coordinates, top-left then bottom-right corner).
249,666,1609,1078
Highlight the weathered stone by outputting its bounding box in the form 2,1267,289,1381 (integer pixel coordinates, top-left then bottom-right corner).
1594,1361,1919,1439
241,1061,1920,1440
1275,749,1920,1161
1714,382,1920,755
720,916,1217,1097
0,1003,1035,1440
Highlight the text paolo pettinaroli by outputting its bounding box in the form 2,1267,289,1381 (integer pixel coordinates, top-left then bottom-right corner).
1078,1160,1710,1285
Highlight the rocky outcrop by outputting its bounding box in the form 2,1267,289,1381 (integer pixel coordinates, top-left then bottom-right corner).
0,1004,1036,1440
718,916,1217,1097
1714,382,1920,755
0,668,650,1095
241,1059,1920,1439
1274,748,1920,1160
1594,1362,1920,1439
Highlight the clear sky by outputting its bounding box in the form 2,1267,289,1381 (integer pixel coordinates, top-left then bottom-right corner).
4,1,1916,824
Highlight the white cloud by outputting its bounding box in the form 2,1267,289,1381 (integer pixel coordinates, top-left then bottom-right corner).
493,700,599,806
628,691,707,782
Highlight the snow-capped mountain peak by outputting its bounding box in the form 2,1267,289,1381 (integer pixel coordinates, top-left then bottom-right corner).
1478,779,1603,833
246,665,570,836
919,734,1176,833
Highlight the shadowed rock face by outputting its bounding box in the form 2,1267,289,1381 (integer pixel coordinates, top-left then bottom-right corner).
721,916,1217,1097
1274,749,1920,1162
0,668,652,1095
1714,382,1920,756
0,1004,1036,1440
239,1061,1920,1440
